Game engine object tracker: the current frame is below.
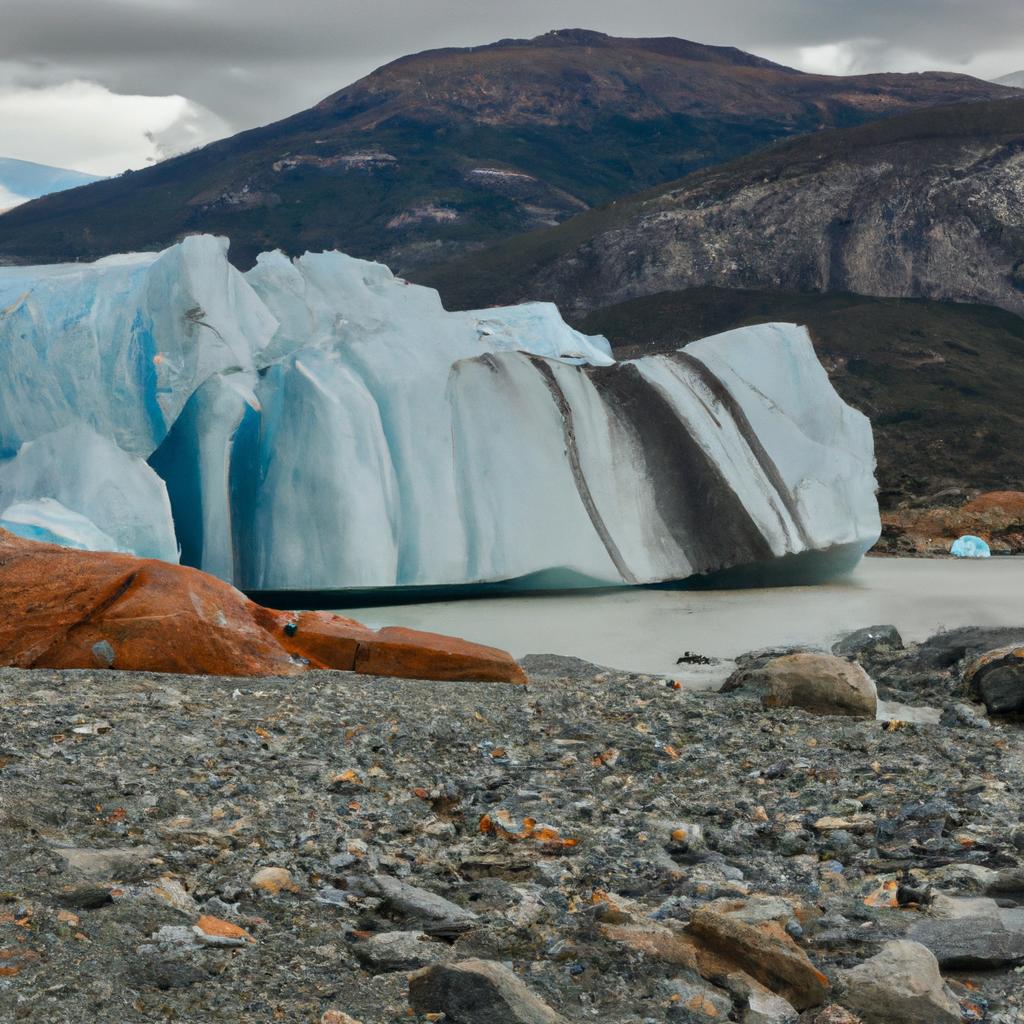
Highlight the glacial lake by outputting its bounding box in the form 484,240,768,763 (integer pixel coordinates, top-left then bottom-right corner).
341,556,1024,684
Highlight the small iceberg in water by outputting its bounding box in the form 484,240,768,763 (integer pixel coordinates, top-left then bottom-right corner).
950,535,991,559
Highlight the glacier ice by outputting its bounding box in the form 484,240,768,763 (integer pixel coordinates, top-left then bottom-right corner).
0,498,123,552
951,535,991,559
0,425,178,562
0,236,881,591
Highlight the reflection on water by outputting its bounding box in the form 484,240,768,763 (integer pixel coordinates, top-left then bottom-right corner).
337,557,1024,678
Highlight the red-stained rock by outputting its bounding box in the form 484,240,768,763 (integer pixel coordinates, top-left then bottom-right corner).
353,626,528,684
0,529,526,683
877,489,1024,556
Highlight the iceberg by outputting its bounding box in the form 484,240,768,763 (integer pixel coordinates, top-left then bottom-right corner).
0,425,178,562
0,498,123,552
0,237,881,592
951,535,991,558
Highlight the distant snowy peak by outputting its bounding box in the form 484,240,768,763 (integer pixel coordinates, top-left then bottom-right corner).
994,71,1024,88
0,158,101,212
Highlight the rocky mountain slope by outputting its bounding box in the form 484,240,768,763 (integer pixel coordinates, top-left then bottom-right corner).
0,30,1013,271
578,288,1024,510
423,98,1024,318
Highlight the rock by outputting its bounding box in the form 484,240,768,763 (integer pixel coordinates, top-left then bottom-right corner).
249,866,297,894
908,913,1024,968
54,845,157,881
599,922,699,969
352,930,449,972
908,627,1024,671
812,1008,863,1024
837,940,960,1024
832,626,903,659
320,1014,362,1024
938,702,991,729
518,654,610,677
662,974,733,1021
408,958,566,1024
723,653,877,718
744,990,798,1024
687,905,830,1010
963,644,1024,714
193,914,255,947
369,874,479,934
0,528,526,683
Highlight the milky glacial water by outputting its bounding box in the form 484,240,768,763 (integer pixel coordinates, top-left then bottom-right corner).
341,557,1024,680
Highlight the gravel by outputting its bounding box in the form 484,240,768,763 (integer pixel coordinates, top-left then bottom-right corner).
0,631,1021,1023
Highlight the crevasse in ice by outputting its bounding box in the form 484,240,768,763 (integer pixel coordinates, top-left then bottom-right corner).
0,235,881,591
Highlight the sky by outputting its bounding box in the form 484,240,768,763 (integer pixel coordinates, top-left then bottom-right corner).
1,0,1023,180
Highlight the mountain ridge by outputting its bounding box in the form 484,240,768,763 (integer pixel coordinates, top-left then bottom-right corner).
419,96,1024,318
0,29,1014,270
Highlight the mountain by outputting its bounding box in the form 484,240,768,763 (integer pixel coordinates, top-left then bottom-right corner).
578,289,1024,510
0,158,100,212
994,71,1024,88
421,98,1024,319
0,29,1014,270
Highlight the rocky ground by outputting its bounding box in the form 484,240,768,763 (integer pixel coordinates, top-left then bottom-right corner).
876,491,1024,557
0,626,1022,1023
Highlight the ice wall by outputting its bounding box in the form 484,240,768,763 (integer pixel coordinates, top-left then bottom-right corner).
0,237,881,592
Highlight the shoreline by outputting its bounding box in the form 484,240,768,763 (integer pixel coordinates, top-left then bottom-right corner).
1,624,1022,1022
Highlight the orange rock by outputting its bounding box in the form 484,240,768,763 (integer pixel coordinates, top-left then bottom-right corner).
962,490,1024,515
687,906,830,1010
194,915,255,943
249,867,297,894
353,626,527,684
600,922,700,969
0,529,526,683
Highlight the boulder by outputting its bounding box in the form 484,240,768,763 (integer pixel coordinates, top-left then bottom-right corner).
963,644,1024,714
662,974,734,1021
723,653,877,718
409,959,566,1024
831,625,903,659
744,990,798,1023
908,911,1024,969
351,930,449,972
366,874,479,935
687,905,830,1010
0,528,526,683
837,940,960,1024
907,626,1024,671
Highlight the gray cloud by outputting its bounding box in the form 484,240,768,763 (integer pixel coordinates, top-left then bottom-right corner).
2,0,1023,147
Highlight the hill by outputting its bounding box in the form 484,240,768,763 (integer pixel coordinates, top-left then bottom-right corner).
421,98,1024,319
0,158,100,211
579,288,1024,508
0,29,1014,270
994,71,1024,88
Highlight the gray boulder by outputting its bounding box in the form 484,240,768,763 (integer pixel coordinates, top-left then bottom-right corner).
963,644,1024,714
723,653,877,718
351,930,449,972
832,625,903,658
838,940,960,1024
409,959,566,1024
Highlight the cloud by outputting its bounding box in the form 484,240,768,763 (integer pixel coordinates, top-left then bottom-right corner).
0,184,30,212
0,78,230,175
0,0,1022,173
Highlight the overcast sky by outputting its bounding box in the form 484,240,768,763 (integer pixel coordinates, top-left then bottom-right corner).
2,0,1023,177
